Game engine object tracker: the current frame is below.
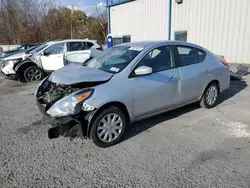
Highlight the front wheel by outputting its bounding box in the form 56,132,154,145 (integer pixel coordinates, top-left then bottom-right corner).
23,66,44,82
200,82,219,108
90,107,127,148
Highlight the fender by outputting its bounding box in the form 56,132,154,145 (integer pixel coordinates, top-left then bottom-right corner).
14,59,37,72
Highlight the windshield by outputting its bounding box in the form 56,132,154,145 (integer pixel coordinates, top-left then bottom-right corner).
25,46,37,54
10,47,21,51
85,46,142,73
29,44,48,54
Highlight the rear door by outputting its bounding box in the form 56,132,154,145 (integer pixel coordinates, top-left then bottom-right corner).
173,45,209,104
131,45,181,119
40,43,65,71
65,41,91,64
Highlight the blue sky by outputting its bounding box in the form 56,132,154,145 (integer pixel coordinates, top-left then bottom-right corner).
55,0,106,15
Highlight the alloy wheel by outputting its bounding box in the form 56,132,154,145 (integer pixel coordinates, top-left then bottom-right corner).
206,85,218,105
27,68,42,81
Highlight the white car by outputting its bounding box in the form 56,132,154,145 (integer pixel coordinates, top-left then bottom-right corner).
0,45,46,80
1,39,103,82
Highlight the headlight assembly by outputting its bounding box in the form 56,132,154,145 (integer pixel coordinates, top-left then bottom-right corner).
34,76,49,97
47,89,94,118
5,59,21,66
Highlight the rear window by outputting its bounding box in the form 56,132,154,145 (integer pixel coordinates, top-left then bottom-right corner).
67,42,87,52
176,46,206,66
86,42,94,48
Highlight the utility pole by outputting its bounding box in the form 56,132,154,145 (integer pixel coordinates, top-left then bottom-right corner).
70,4,74,39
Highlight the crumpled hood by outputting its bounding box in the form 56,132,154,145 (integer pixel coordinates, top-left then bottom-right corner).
49,63,113,85
2,52,29,61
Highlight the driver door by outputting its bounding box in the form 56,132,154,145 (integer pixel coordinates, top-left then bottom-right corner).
131,45,181,119
40,43,65,71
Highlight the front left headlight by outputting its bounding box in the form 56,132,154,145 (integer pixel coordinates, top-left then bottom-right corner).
5,59,21,66
47,89,94,118
34,76,49,97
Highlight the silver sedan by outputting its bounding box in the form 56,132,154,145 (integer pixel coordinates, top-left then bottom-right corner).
35,41,230,147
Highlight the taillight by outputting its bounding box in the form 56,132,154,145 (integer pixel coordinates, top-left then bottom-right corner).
222,61,230,69
96,43,103,51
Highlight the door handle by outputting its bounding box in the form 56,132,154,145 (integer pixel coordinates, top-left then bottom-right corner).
205,68,211,73
169,76,179,82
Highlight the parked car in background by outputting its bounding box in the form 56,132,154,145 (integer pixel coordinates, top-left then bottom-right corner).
0,44,39,59
1,43,48,80
1,39,103,82
35,41,230,147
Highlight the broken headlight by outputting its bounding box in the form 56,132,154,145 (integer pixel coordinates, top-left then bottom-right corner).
34,76,49,97
47,89,94,118
5,58,21,67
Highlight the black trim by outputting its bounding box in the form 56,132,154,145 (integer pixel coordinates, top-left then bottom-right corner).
172,45,181,67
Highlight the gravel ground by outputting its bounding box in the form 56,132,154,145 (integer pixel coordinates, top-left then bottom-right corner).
0,69,250,188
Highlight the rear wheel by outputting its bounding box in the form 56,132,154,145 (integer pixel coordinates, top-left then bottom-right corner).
200,82,219,108
90,107,127,147
23,66,44,82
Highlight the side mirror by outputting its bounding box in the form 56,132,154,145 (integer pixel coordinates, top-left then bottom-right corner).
134,66,152,76
41,51,50,56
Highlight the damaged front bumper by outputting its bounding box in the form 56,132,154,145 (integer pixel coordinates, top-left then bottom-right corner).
37,98,94,140
1,61,19,80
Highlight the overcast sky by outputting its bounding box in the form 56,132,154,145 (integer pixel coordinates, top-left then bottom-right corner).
54,0,106,16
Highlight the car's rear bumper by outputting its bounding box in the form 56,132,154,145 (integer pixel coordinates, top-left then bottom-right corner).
36,99,89,139
220,69,231,92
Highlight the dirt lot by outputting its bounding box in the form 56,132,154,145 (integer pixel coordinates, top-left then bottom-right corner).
0,69,250,188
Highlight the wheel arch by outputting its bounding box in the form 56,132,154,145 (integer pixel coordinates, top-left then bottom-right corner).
14,60,38,74
208,80,220,92
86,101,131,137
200,80,220,99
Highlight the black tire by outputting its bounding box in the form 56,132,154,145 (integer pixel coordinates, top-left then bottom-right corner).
23,66,44,82
90,107,127,148
200,82,219,108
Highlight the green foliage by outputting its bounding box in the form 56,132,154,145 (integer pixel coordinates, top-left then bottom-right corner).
0,0,108,44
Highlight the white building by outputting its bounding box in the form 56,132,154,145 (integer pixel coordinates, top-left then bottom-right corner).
107,0,250,64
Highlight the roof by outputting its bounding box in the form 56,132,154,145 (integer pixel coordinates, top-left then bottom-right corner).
44,39,97,45
118,40,205,50
62,39,97,43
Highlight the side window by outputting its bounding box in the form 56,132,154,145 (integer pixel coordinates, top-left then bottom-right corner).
44,43,64,55
26,45,31,49
67,42,87,52
176,46,206,66
86,42,94,49
19,46,26,50
136,46,174,73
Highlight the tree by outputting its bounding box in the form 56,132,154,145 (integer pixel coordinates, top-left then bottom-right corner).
0,0,108,44
95,1,108,40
